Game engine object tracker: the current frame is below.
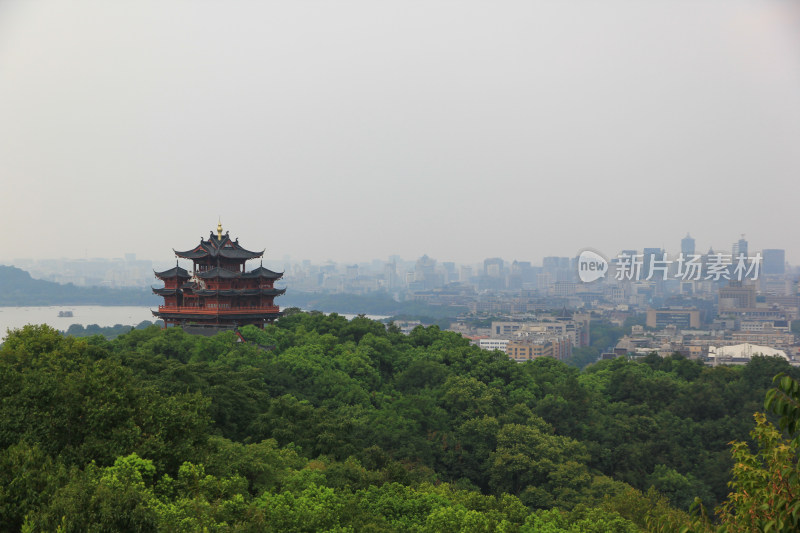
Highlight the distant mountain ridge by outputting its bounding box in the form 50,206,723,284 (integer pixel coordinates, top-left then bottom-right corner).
0,265,158,306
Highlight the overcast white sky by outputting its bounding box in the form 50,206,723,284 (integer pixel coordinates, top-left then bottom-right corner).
1,0,798,265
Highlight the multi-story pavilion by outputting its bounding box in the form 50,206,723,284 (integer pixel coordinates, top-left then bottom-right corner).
153,222,284,328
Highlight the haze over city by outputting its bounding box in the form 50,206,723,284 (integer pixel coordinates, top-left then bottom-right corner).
1,0,799,264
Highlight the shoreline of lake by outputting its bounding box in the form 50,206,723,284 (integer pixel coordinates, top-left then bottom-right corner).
0,306,390,339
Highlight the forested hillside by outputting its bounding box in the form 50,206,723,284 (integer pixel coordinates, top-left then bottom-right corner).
1,312,798,531
0,265,157,306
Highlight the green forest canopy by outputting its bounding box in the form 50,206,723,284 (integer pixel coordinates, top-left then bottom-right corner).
0,313,798,532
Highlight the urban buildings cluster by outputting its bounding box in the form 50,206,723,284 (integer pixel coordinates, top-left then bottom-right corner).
281,234,797,363
451,312,591,363
12,254,156,288
9,233,799,365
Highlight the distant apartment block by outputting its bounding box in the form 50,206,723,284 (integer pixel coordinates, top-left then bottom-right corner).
506,339,553,361
764,295,800,318
492,321,523,336
762,249,786,275
478,338,510,352
491,316,587,348
719,282,756,311
646,308,701,329
730,331,796,351
504,335,572,361
552,281,577,297
738,320,792,333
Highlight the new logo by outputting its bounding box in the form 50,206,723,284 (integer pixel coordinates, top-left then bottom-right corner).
577,249,608,283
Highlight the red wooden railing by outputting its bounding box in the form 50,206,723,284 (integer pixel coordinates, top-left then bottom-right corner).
157,306,280,314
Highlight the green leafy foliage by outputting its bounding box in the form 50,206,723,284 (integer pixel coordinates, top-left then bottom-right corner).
2,315,796,531
679,374,800,533
62,320,158,340
765,373,800,446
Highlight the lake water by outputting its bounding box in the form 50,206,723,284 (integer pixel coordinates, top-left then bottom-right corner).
0,306,390,339
0,306,157,338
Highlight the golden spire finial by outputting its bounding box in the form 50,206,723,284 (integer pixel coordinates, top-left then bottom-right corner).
217,219,223,240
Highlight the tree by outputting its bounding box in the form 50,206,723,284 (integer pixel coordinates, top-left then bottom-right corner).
0,325,211,472
682,374,800,533
25,454,160,532
765,373,800,447
488,421,590,509
0,442,69,533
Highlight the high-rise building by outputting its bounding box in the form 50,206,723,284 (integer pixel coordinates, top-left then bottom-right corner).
762,249,786,275
442,262,457,283
510,260,535,286
414,255,441,289
643,247,663,279
383,262,399,289
681,233,695,256
542,256,573,282
459,265,473,283
732,235,748,258
484,257,504,278
543,256,570,273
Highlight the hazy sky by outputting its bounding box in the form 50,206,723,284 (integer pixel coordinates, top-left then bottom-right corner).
1,0,799,265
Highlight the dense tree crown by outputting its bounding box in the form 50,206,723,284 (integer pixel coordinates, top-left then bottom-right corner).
1,314,797,531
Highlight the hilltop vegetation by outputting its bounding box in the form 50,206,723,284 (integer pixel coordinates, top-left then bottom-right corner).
61,320,161,340
0,313,798,531
0,265,157,306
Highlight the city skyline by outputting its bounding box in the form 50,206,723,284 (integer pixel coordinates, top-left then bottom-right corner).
7,233,795,270
8,234,794,295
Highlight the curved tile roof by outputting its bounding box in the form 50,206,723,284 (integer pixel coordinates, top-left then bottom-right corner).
174,231,263,261
243,266,284,280
154,266,191,279
152,287,180,296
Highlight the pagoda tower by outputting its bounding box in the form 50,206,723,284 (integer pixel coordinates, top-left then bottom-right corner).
152,222,285,329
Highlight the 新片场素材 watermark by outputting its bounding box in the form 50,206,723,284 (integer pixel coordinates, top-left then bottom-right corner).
577,250,761,283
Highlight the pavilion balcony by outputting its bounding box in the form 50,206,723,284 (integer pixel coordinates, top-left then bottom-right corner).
157,306,280,314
